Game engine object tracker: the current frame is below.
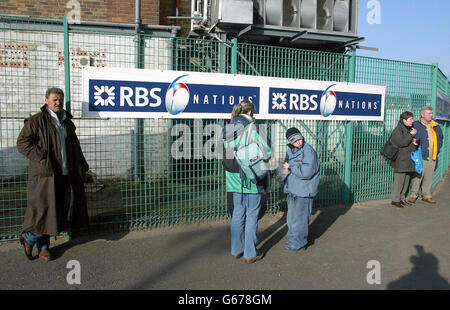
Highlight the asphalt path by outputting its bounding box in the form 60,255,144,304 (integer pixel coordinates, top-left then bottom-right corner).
1,173,449,291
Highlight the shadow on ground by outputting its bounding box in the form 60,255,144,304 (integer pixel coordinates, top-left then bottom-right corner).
49,230,129,261
258,202,351,254
387,245,450,290
124,224,230,289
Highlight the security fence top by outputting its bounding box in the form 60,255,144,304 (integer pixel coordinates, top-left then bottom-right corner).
0,14,64,32
0,14,180,37
68,22,180,37
355,53,433,69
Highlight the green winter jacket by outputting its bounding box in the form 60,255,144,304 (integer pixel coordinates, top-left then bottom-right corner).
222,114,271,194
390,120,416,173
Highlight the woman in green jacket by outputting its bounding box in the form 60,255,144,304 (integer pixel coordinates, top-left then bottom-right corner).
221,100,271,263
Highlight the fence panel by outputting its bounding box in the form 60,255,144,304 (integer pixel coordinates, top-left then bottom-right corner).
0,17,66,240
353,57,433,201
436,69,449,181
1,16,449,241
236,43,349,209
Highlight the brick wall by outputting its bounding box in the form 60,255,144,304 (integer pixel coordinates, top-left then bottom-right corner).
159,0,191,36
0,0,159,25
159,0,176,25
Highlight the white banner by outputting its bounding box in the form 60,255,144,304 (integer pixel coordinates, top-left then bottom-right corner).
82,67,386,121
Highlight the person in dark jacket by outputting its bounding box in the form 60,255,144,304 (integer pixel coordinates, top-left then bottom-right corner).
282,127,320,251
390,111,417,208
17,88,90,261
407,106,444,204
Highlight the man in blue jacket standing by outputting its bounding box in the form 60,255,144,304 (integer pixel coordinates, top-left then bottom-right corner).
283,128,320,251
407,106,444,204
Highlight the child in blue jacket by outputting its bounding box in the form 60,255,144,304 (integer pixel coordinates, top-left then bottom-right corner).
283,127,321,251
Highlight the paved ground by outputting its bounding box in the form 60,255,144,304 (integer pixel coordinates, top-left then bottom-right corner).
0,173,449,290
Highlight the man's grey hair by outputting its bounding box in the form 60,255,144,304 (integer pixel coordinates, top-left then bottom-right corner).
420,105,433,115
45,87,64,99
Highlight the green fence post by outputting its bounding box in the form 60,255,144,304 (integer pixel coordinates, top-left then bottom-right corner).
430,63,443,183
430,63,438,111
343,51,356,206
63,16,71,114
444,76,450,170
63,16,72,241
447,121,450,171
134,5,145,183
231,38,238,74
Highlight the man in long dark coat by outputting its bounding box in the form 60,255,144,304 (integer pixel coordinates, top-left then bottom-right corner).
17,87,89,261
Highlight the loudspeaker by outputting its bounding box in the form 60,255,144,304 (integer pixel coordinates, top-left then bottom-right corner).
250,0,354,33
300,0,317,29
333,0,349,32
253,0,265,24
265,0,282,25
317,0,333,30
283,0,300,28
257,0,301,28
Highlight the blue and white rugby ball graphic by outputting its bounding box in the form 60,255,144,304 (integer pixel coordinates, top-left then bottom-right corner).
319,84,337,117
165,75,190,115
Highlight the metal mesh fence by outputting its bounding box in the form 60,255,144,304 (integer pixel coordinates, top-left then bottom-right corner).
1,17,66,239
1,15,449,241
436,68,450,184
236,43,350,209
352,56,433,201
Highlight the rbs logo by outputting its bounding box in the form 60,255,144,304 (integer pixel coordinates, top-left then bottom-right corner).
91,75,194,114
119,86,162,107
165,75,190,115
89,78,259,115
89,80,167,113
319,84,338,117
287,93,319,111
269,87,320,115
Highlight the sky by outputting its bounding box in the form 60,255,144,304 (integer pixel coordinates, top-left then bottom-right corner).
357,0,450,77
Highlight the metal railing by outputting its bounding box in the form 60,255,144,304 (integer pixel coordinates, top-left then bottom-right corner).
1,15,449,241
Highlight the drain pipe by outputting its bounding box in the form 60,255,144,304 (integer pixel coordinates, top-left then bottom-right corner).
191,0,195,31
135,0,142,33
134,0,145,182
